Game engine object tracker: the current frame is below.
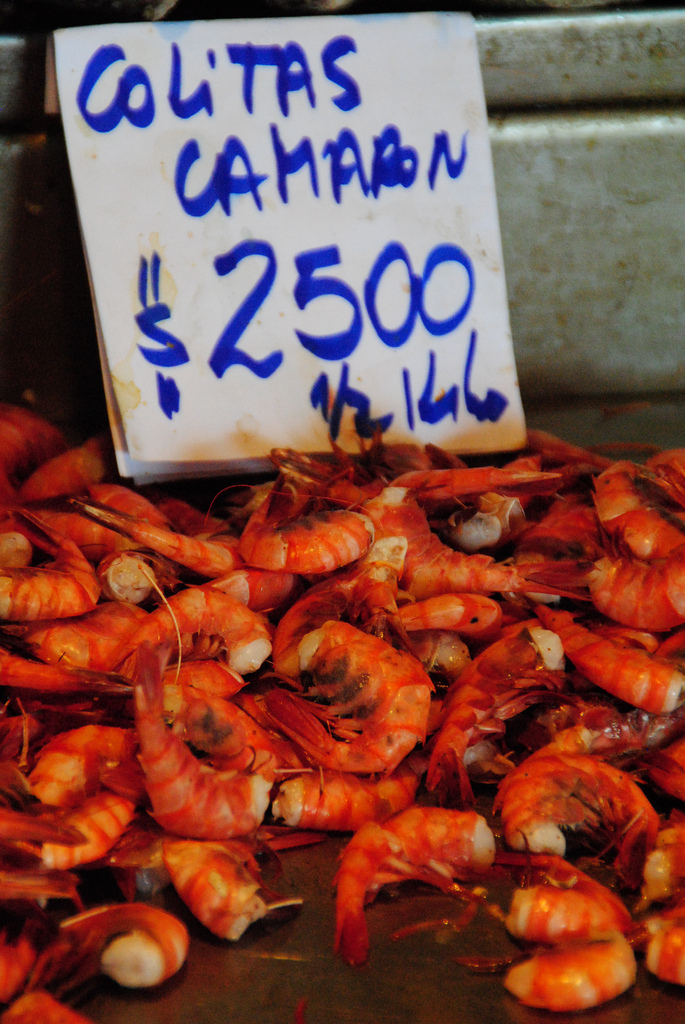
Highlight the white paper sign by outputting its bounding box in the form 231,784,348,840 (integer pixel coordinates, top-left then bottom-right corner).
54,13,525,481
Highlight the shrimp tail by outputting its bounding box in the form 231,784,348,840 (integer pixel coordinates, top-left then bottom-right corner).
0,648,132,695
0,868,82,906
0,807,86,846
334,905,370,968
265,689,334,764
10,511,69,556
619,815,656,889
516,558,593,598
426,737,475,807
132,640,171,712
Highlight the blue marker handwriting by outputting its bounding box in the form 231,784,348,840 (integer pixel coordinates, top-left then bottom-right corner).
138,239,506,435
77,37,468,213
79,37,361,128
135,253,189,368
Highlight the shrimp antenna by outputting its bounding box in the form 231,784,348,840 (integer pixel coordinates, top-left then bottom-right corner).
137,563,183,683
17,696,30,771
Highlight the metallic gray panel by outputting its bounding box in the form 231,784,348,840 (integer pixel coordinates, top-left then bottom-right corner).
477,9,685,108
490,105,685,401
0,34,45,125
4,10,685,126
526,395,685,452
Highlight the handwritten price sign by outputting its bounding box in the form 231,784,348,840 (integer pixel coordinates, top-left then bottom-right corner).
54,13,525,480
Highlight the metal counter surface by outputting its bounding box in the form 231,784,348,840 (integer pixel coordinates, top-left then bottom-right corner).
477,8,685,108
72,805,681,1024
79,829,528,1024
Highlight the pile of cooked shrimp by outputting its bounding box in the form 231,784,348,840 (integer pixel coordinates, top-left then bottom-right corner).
3,402,685,1020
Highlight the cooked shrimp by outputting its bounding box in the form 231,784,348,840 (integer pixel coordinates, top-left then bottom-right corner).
95,551,163,604
398,593,502,639
334,805,495,966
271,535,406,680
515,494,604,563
443,492,526,553
408,629,471,683
0,648,131,695
28,724,138,808
210,567,300,613
40,792,137,870
503,933,636,1011
0,991,96,1024
588,548,685,631
644,903,685,985
363,488,559,600
540,699,685,760
163,658,246,698
165,685,303,779
390,465,562,502
133,642,271,839
269,443,386,506
647,448,685,507
593,460,685,561
595,620,662,652
31,902,189,990
89,482,170,524
271,576,351,680
162,838,296,941
238,490,374,574
31,510,132,565
20,601,148,671
149,493,224,536
502,854,632,943
100,816,169,900
33,484,168,565
426,621,566,803
0,513,99,621
0,528,32,569
641,821,685,906
535,605,685,714
350,536,409,634
271,760,422,830
0,868,81,904
116,583,273,677
0,803,86,846
266,620,432,774
647,733,685,803
71,498,242,578
0,403,67,501
647,446,685,471
524,428,614,475
18,434,112,501
656,623,685,665
494,749,659,886
0,912,50,1003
